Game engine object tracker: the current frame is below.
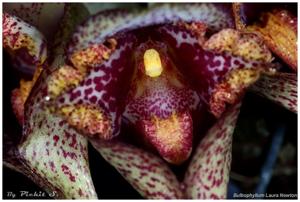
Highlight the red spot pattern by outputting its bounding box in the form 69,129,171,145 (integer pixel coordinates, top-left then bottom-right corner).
3,12,46,72
158,25,269,116
183,102,241,199
91,140,183,199
61,164,76,182
251,73,297,113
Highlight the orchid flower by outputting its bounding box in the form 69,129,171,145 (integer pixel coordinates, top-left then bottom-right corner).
3,3,297,199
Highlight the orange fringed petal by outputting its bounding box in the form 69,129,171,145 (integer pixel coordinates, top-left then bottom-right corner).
203,29,273,117
247,10,297,71
70,39,117,75
204,29,273,63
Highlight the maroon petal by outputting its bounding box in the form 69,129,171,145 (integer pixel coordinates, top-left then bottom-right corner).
251,73,297,113
53,34,136,140
123,40,199,164
158,25,273,117
91,139,183,199
183,101,242,199
3,12,47,74
67,3,234,57
58,3,235,141
4,3,65,40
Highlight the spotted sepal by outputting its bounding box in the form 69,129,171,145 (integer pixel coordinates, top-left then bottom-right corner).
183,101,242,199
91,139,183,199
251,73,297,113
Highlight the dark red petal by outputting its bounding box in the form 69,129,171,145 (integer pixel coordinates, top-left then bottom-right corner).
67,3,234,57
123,40,199,164
4,3,65,40
158,25,273,117
53,34,136,139
3,12,47,74
137,111,193,165
91,139,183,199
183,101,242,199
251,73,297,113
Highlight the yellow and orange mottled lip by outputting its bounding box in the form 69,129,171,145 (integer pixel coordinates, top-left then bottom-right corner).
138,112,193,165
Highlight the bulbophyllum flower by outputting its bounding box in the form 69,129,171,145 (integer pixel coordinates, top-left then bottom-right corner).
3,3,297,199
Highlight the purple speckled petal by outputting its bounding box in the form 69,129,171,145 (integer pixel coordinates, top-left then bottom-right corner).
54,34,137,140
183,101,242,199
3,12,47,74
67,3,234,57
91,139,183,199
251,73,297,113
4,3,65,40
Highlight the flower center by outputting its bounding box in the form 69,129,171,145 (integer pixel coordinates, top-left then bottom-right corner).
143,48,163,77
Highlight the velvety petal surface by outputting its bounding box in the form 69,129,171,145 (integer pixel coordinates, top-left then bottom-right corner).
183,101,242,199
91,140,183,199
250,73,297,113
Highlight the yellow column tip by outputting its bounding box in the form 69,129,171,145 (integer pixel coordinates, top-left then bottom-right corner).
143,49,163,77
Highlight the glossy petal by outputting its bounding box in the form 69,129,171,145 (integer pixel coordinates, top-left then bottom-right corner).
3,12,47,74
4,3,65,40
183,101,242,199
91,139,183,199
250,73,297,113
